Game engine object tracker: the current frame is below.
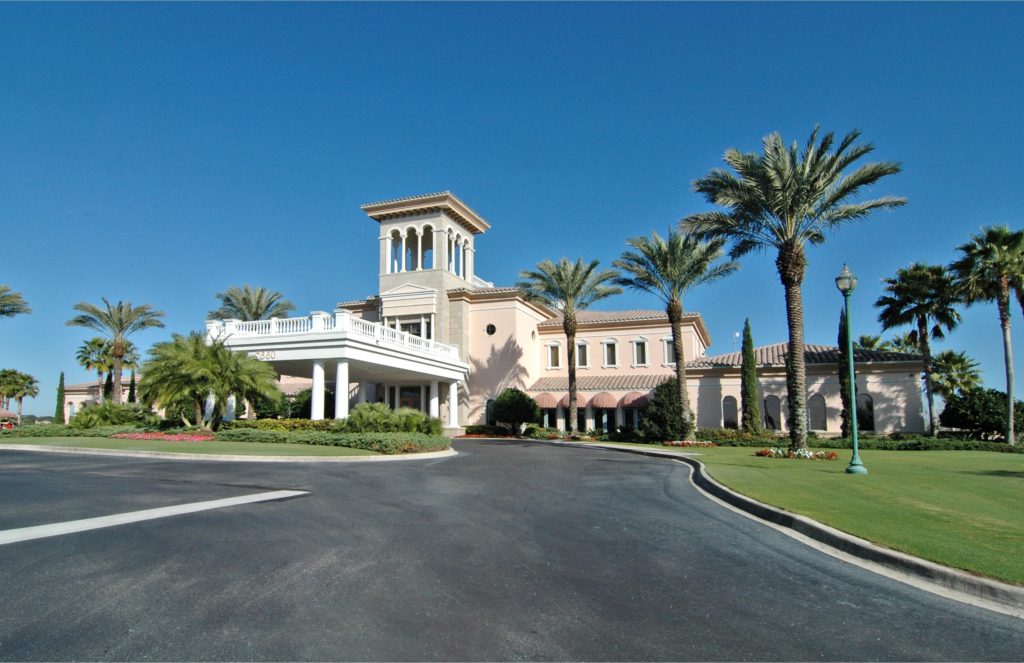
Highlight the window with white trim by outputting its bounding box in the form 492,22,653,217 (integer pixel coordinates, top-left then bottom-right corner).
662,336,678,366
546,342,561,369
632,338,649,367
576,341,590,368
602,339,618,368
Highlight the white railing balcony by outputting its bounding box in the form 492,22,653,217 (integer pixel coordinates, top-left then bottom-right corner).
205,311,461,360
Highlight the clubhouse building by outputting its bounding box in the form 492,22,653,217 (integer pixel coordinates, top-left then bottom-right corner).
200,192,926,435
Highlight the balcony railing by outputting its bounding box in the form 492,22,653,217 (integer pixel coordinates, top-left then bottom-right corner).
205,311,460,359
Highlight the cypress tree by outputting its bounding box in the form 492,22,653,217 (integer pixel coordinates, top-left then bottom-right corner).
103,371,113,400
838,308,853,439
740,318,762,432
128,369,137,403
54,371,65,424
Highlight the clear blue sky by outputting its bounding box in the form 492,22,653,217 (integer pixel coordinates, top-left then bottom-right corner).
2,2,1022,416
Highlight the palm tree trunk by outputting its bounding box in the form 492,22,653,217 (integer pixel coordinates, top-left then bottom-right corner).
112,354,123,405
565,316,579,435
917,318,938,436
16,396,23,426
96,370,104,403
777,244,808,450
668,298,694,439
998,282,1015,445
193,400,204,428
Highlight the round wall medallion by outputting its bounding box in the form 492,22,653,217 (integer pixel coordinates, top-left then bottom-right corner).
486,324,496,336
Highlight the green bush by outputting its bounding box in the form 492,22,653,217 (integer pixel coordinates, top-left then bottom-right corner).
642,380,691,442
0,424,144,438
939,388,1024,440
214,428,449,454
220,404,443,436
523,425,563,440
222,418,339,432
694,428,782,446
493,388,539,436
464,424,514,436
809,435,1024,453
68,402,158,429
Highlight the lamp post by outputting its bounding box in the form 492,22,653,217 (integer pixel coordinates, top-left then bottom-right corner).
836,264,868,475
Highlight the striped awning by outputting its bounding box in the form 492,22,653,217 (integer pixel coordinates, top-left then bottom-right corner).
620,391,649,408
589,392,618,408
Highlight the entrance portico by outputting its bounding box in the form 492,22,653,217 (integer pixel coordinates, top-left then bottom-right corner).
206,310,468,427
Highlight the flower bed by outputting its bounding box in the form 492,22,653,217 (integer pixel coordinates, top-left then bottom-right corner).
111,432,216,442
662,440,717,448
755,447,839,460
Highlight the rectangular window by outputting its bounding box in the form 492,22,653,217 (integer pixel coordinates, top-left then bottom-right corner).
577,343,589,367
634,341,647,366
548,345,560,368
605,343,617,367
664,340,677,365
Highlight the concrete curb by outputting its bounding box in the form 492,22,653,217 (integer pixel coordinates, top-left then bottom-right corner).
543,439,1024,618
0,444,458,464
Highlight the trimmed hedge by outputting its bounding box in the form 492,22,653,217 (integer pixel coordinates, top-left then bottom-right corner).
0,424,145,438
214,429,450,454
809,436,1024,454
222,404,443,436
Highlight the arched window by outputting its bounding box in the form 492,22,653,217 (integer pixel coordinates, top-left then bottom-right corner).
856,393,875,432
808,394,827,431
722,396,738,429
764,395,782,431
421,224,434,269
389,229,403,273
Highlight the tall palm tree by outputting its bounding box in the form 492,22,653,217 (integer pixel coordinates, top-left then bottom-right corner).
0,368,19,410
67,298,165,404
613,230,738,437
875,263,961,436
950,226,1024,445
11,372,38,425
140,332,280,429
517,258,621,434
684,127,906,450
209,285,295,321
931,350,982,400
76,337,112,403
0,285,31,318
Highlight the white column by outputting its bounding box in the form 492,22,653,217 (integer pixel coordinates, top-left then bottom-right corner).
429,382,439,418
420,385,427,412
461,243,467,279
401,233,407,272
311,360,325,421
466,246,475,283
615,407,625,428
356,384,367,405
447,382,459,427
334,360,349,419
430,313,436,340
224,395,236,422
415,231,423,271
382,235,391,274
585,405,594,432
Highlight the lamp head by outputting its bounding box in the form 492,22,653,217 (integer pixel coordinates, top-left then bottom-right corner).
835,264,857,294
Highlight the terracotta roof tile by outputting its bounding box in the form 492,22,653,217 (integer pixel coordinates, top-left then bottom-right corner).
537,310,691,327
527,374,673,392
686,342,922,368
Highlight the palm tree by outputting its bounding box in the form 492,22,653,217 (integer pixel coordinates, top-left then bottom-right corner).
854,335,884,351
0,368,19,410
931,350,982,400
67,298,165,404
517,258,621,434
209,285,296,321
684,127,906,450
11,372,38,425
0,285,31,318
884,332,919,355
140,332,280,429
951,226,1024,445
613,230,738,437
76,337,112,403
875,263,961,435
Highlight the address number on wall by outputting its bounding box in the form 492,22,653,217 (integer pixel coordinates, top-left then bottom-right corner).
250,351,276,360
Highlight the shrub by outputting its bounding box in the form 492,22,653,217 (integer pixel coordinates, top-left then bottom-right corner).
220,404,442,436
492,388,539,436
695,428,781,446
463,424,514,436
214,428,449,454
523,426,563,440
0,424,143,438
68,402,158,429
810,435,1024,454
939,388,1024,440
642,379,691,442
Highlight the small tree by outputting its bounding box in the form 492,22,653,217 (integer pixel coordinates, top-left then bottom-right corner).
128,370,137,403
54,372,65,424
740,319,762,433
837,308,853,439
493,388,539,436
940,388,1024,441
103,372,114,400
642,379,689,442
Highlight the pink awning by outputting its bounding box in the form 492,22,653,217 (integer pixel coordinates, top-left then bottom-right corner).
534,393,558,408
589,392,618,408
557,394,571,408
620,391,649,408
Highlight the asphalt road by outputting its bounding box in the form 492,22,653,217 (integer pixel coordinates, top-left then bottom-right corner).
0,439,1021,661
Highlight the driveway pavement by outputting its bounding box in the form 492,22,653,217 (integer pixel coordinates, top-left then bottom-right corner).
0,439,1021,661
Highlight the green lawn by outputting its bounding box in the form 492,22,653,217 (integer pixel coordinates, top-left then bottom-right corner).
0,437,376,457
686,447,1024,585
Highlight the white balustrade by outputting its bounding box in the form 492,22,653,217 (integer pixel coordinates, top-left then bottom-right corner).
210,311,460,359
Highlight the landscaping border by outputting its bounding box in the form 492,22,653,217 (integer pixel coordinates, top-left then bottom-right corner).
0,444,457,463
542,439,1024,619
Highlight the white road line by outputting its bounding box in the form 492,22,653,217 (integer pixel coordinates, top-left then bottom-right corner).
0,490,309,546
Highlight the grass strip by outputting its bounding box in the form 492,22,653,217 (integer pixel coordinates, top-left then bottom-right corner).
0,436,376,456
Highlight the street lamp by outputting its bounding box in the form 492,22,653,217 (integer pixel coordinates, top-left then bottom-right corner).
836,264,868,475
